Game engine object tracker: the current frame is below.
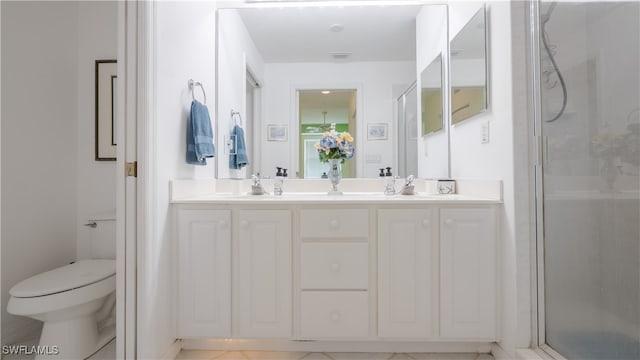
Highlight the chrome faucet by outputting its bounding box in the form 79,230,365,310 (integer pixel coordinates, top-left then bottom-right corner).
251,173,266,195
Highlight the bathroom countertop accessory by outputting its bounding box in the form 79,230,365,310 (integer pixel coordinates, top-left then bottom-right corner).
401,175,416,195
437,179,456,194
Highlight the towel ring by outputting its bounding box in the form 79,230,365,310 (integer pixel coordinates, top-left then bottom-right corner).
231,110,242,126
188,79,207,104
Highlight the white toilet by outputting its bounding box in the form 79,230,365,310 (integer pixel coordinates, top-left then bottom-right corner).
7,213,116,360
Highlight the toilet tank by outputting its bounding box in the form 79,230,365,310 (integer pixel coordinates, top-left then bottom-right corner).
87,211,116,259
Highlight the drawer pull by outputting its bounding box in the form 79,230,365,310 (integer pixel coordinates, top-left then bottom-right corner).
240,220,249,229
422,219,430,227
330,262,341,272
445,218,454,226
330,311,341,322
329,219,339,228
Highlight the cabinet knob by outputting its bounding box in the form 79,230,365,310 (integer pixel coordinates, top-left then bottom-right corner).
240,220,249,229
220,220,228,229
329,219,339,229
422,219,430,227
330,262,341,272
330,311,341,322
445,218,454,226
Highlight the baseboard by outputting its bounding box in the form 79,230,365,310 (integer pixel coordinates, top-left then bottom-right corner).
516,348,548,360
491,343,513,359
162,339,182,360
182,339,493,353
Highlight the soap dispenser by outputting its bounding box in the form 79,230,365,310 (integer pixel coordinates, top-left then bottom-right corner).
274,167,284,196
384,167,396,195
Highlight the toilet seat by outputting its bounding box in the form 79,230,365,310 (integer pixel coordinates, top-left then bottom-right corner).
10,259,115,298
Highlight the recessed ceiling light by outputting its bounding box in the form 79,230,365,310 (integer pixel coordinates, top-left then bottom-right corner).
329,23,344,32
321,90,331,94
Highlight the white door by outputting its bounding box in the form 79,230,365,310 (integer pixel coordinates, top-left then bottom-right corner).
378,209,435,338
177,209,231,337
440,208,497,340
236,210,292,338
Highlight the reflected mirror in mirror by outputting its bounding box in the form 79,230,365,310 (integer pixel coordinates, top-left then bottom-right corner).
299,90,356,179
216,4,431,178
421,54,444,136
450,5,488,124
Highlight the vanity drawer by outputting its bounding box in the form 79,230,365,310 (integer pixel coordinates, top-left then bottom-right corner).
300,291,369,338
299,209,369,239
301,243,369,290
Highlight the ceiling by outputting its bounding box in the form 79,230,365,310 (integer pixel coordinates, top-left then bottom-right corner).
234,5,421,63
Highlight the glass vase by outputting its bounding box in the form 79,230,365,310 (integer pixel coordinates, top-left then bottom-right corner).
327,158,343,195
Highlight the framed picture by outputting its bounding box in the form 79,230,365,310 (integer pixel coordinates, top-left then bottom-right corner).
367,123,388,140
95,60,117,161
267,124,288,141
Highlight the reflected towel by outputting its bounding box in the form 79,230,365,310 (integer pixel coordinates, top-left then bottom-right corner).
229,125,249,169
187,100,215,165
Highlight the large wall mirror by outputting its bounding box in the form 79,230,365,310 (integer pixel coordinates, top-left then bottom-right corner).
216,3,443,179
450,4,488,124
421,54,444,136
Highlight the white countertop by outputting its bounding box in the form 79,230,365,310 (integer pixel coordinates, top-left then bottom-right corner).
171,192,502,205
169,179,503,205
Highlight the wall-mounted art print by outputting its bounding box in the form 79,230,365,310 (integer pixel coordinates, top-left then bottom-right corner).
367,123,388,140
267,124,288,141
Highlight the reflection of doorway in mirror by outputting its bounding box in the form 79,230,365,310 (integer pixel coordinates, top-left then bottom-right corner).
245,70,261,177
298,90,356,179
451,87,484,124
397,82,418,177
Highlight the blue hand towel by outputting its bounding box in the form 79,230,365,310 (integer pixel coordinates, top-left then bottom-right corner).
187,100,215,165
229,124,249,169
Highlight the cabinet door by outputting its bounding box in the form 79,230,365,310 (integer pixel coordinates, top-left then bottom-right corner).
440,208,497,340
236,210,292,338
177,209,231,337
378,209,434,338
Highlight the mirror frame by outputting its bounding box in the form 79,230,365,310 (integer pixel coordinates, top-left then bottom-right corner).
449,3,489,125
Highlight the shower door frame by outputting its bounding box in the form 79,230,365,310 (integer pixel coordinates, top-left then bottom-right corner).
527,0,567,358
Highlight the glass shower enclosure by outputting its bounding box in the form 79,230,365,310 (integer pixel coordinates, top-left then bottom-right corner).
533,1,640,359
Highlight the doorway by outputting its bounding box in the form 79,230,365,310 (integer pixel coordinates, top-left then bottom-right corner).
298,89,357,179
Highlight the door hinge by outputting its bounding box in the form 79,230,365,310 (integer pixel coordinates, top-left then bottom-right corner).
126,161,137,178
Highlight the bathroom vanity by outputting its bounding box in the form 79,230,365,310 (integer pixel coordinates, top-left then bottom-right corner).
171,180,501,350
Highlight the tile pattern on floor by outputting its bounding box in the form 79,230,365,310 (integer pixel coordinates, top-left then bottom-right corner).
177,350,494,360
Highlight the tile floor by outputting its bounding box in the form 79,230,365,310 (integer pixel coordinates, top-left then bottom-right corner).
177,350,494,360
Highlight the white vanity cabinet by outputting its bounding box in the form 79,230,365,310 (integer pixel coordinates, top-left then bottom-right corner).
177,209,231,338
377,209,435,339
440,208,497,340
235,210,292,338
174,198,500,344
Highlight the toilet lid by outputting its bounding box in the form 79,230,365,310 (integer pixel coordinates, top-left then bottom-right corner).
10,259,116,298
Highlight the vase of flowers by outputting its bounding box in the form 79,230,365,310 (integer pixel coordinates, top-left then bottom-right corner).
315,127,355,194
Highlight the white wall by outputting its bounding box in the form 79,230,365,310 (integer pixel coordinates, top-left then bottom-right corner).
262,61,415,178
1,1,80,345
447,1,531,355
148,1,217,358
75,1,118,260
217,9,265,179
416,5,449,179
